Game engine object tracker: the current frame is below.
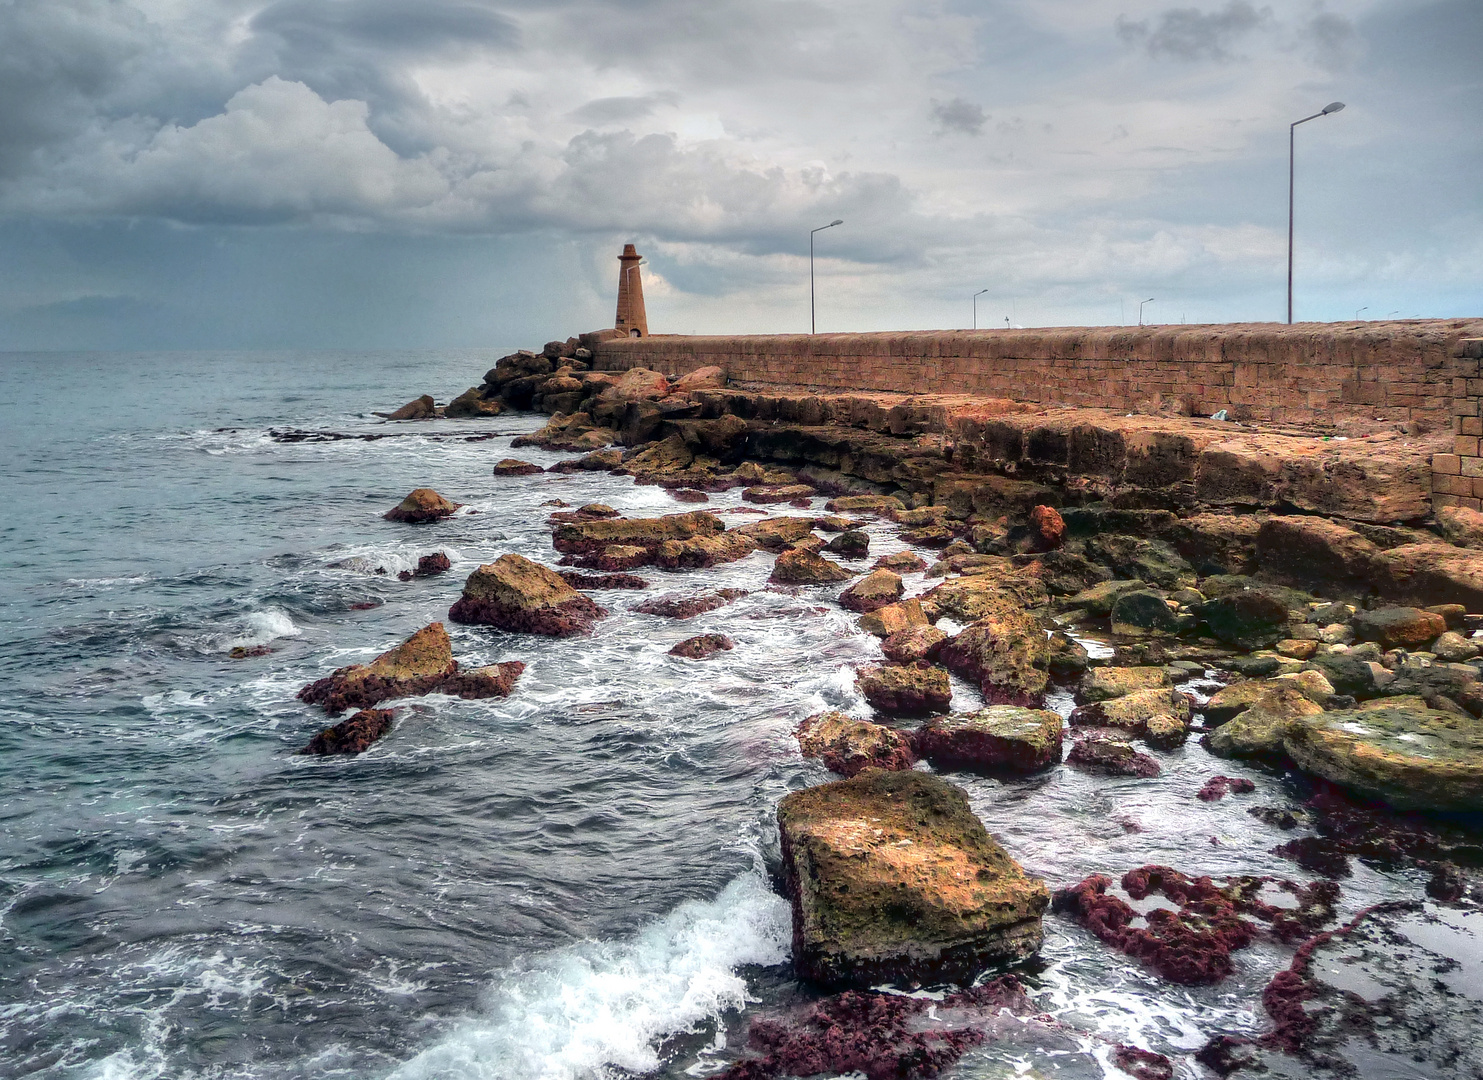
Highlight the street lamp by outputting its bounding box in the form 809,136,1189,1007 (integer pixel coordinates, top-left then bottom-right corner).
1356,306,1367,321
973,288,989,330
810,219,843,334
1139,297,1155,326
1288,101,1345,324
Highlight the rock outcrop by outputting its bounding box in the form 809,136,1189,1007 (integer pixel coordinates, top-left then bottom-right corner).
777,770,1049,989
493,458,543,476
298,623,460,713
938,609,1050,706
448,554,607,635
437,661,526,699
377,394,435,420
384,488,462,523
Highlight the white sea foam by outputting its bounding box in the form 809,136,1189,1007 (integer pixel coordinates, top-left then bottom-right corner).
229,608,301,649
389,872,790,1080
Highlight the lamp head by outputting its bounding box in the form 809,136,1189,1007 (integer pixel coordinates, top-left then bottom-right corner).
830,219,843,227
1322,101,1345,114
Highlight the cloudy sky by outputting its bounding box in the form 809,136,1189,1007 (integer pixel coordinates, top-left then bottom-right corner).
0,0,1477,351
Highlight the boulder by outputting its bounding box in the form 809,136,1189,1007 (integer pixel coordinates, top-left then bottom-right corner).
913,706,1064,773
1436,505,1483,549
744,483,817,505
300,708,394,755
669,633,734,659
1372,543,1483,610
1351,606,1447,650
1110,589,1184,637
736,515,817,551
1202,680,1269,725
411,552,451,578
602,367,670,401
1065,736,1161,777
777,770,1049,989
448,554,607,636
875,551,928,573
858,598,929,638
1432,630,1481,662
1201,588,1292,650
1069,687,1190,741
824,494,906,515
856,664,952,715
655,531,758,569
938,609,1050,706
635,589,746,618
1046,632,1090,680
1144,712,1189,750
623,434,695,476
552,510,723,556
437,661,526,699
920,563,1049,622
384,488,462,523
771,548,854,585
824,530,870,558
670,365,727,393
1255,516,1380,583
558,570,648,590
881,625,949,665
378,394,435,420
445,387,503,418
1282,705,1483,812
838,569,904,613
1027,505,1065,552
1074,666,1169,705
551,448,624,473
1059,579,1148,617
795,710,915,776
1204,687,1325,759
493,458,543,476
1085,535,1193,589
814,514,860,533
298,623,459,714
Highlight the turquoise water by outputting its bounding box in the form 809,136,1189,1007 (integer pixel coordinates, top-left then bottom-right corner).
0,351,1462,1080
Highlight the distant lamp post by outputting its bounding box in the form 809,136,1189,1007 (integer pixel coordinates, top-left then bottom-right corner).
1288,101,1345,324
973,288,989,329
1356,306,1368,321
810,219,843,334
1139,297,1155,326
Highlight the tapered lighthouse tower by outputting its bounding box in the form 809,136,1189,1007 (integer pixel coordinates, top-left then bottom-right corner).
614,244,649,337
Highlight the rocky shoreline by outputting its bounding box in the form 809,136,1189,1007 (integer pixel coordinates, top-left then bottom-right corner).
287,339,1483,1078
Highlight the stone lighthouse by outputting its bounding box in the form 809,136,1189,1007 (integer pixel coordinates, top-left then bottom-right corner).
614,244,649,337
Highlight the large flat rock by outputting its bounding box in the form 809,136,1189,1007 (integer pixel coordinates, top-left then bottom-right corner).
777,770,1049,989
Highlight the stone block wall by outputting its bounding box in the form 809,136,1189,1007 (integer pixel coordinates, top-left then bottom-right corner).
587,320,1483,430
1432,337,1483,511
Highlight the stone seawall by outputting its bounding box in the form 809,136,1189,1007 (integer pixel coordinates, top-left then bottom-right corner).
588,320,1483,430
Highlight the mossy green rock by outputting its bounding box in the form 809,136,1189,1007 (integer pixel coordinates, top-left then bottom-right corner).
1070,687,1189,739
1205,687,1326,758
1074,665,1170,705
777,770,1049,989
1282,706,1483,813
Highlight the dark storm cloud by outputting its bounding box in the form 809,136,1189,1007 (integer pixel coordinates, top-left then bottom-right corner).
1116,2,1269,62
930,98,986,136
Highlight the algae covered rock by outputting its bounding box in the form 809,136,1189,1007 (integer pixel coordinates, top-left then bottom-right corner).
1200,587,1292,649
668,633,734,659
737,515,817,551
384,487,462,523
552,510,723,557
771,547,854,585
856,664,952,715
297,622,459,714
1204,686,1325,759
938,609,1050,706
654,531,758,570
914,706,1064,773
1110,589,1184,637
1282,705,1483,812
794,710,915,777
492,458,542,476
1070,687,1190,742
437,661,526,699
1074,665,1170,705
858,598,930,638
445,387,503,417
448,553,607,636
838,569,904,613
300,708,393,755
777,770,1049,989
1065,735,1161,778
881,625,949,665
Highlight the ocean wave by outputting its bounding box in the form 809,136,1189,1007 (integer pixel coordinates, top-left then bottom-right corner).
389,871,790,1080
227,608,302,650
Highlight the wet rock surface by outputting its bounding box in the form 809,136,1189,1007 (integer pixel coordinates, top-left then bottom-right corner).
777,770,1050,989
794,710,915,777
384,487,462,523
668,633,735,659
769,547,854,585
914,705,1064,773
298,622,460,714
300,708,394,755
855,663,952,716
448,553,607,636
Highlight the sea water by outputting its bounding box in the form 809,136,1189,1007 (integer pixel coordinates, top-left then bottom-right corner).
0,351,1462,1079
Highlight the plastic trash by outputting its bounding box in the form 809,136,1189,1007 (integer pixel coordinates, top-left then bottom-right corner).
1210,409,1229,421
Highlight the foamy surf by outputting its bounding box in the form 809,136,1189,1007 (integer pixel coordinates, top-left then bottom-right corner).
389,872,790,1080
227,607,302,650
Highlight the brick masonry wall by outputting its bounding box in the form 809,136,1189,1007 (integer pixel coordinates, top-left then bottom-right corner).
588,320,1483,430
1432,336,1483,511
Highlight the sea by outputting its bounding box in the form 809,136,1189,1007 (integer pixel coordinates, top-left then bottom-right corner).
0,349,1475,1080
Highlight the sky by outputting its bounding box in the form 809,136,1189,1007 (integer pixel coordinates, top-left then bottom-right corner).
0,0,1478,352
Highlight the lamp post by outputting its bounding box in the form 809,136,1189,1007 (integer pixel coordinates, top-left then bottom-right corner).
1288,101,1345,324
973,288,988,330
1356,306,1367,321
1139,297,1155,326
810,219,843,334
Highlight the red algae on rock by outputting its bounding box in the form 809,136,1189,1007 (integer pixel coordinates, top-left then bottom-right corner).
635,589,747,619
1198,775,1257,802
437,661,525,699
557,570,648,590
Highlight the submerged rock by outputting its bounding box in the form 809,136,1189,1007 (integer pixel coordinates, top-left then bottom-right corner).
438,661,525,699
300,708,394,755
777,770,1049,989
837,569,904,613
794,710,915,777
448,553,607,636
297,622,459,715
914,706,1064,773
1197,775,1257,802
1065,735,1161,778
411,552,451,577
856,664,952,715
669,633,734,659
384,487,462,523
770,547,854,585
635,589,746,618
